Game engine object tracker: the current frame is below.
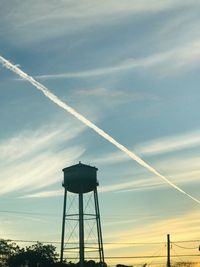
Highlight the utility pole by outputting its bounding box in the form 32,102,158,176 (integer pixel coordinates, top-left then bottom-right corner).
167,234,171,267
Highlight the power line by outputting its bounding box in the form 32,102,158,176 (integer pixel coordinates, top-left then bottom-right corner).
143,245,164,266
1,239,165,245
1,238,200,246
0,210,58,217
65,255,200,259
171,246,185,263
174,240,200,243
1,239,61,244
1,239,199,260
172,243,199,250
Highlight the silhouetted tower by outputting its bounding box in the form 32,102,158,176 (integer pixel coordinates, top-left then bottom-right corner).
60,162,104,266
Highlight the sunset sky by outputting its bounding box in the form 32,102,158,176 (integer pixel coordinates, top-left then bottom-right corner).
0,1,200,265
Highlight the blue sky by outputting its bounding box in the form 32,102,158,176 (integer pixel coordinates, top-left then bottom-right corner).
0,0,200,265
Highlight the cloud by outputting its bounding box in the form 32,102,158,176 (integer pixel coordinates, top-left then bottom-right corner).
68,87,159,111
24,176,163,198
76,87,158,102
0,121,86,195
0,145,85,195
33,38,200,80
23,189,63,198
24,161,200,198
100,209,200,266
35,53,171,79
120,209,200,243
4,55,199,205
94,129,200,164
99,154,200,191
0,0,190,45
77,88,125,98
136,129,200,156
85,129,200,194
93,151,130,165
103,209,200,259
99,158,200,194
99,176,164,193
0,122,84,164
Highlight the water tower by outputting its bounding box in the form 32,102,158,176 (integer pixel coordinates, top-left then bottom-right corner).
60,162,104,266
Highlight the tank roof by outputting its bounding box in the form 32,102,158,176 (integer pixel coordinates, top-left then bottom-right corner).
62,161,98,172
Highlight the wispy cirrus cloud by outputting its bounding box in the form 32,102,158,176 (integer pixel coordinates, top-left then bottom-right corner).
99,209,200,266
0,146,84,195
23,189,63,198
0,123,84,164
22,162,200,198
77,88,125,98
99,176,164,193
94,128,200,166
76,87,158,101
34,38,200,80
0,121,86,195
136,129,200,156
34,51,172,80
83,130,200,194
100,156,200,194
22,176,163,198
0,0,191,45
105,209,200,245
71,87,159,111
24,128,200,198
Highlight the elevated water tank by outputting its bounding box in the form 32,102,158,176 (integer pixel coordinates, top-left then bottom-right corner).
62,162,98,194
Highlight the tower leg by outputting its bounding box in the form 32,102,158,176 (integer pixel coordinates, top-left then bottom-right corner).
79,192,84,267
60,188,67,263
94,188,104,263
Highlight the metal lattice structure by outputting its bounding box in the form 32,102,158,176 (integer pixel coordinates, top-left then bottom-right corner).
60,162,104,267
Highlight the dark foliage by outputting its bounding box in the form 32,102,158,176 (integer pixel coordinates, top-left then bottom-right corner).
0,239,21,267
0,240,107,267
6,241,58,267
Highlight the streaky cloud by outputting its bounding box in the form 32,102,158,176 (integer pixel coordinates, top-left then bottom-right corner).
0,121,85,195
136,129,200,156
0,55,199,205
22,189,63,198
114,209,200,244
34,39,200,80
1,0,190,46
35,53,169,80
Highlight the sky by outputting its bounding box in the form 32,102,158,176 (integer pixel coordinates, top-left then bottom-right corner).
0,0,200,265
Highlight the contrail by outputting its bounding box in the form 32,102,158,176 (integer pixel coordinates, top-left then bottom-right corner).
0,55,199,205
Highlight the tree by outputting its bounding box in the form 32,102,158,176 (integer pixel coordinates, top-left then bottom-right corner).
7,242,58,267
0,239,20,267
